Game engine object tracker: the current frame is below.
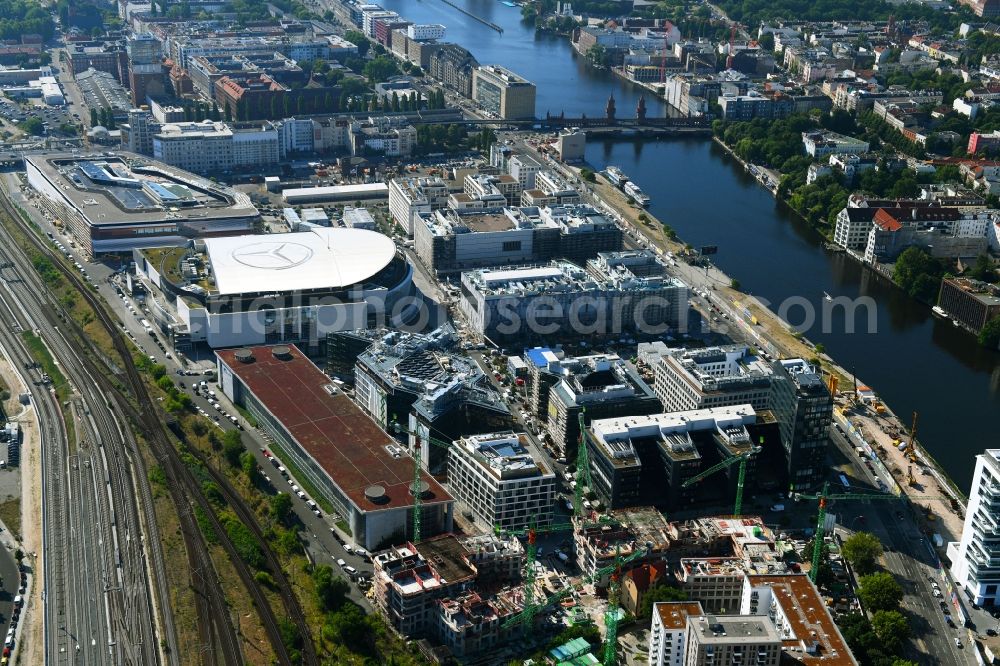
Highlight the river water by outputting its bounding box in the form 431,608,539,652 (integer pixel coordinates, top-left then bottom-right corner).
382,0,1000,489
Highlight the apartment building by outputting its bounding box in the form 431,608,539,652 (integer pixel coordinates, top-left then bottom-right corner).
151,120,280,174
950,450,1000,605
648,602,705,666
684,615,781,666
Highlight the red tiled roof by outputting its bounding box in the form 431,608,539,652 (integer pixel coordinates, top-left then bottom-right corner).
217,345,451,512
872,208,903,231
625,560,667,593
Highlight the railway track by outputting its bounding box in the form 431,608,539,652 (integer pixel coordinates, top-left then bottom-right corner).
0,184,318,665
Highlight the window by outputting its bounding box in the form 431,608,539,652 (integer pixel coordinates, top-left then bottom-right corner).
502,240,521,252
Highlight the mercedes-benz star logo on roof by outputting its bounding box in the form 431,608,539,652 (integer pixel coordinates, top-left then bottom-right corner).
231,242,314,270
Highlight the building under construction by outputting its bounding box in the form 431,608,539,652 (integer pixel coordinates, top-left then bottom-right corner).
572,507,673,585
372,533,526,658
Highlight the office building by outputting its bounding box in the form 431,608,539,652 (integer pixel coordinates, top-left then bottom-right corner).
938,277,1000,335
388,176,450,235
133,228,415,348
770,359,832,490
127,33,165,105
414,204,622,274
353,326,466,429
950,450,1000,605
152,120,281,174
343,206,377,230
459,256,689,344
684,615,781,666
447,432,555,532
654,345,774,413
648,602,705,666
556,129,586,163
473,65,536,120
26,153,257,255
542,352,661,457
350,115,417,157
801,130,870,158
585,406,760,510
217,345,453,550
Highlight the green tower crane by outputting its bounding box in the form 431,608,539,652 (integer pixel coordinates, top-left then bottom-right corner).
794,482,946,582
502,544,650,629
495,520,574,632
574,410,593,519
681,439,763,517
392,420,454,543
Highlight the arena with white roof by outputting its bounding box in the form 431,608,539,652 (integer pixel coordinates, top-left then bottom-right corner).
133,228,416,348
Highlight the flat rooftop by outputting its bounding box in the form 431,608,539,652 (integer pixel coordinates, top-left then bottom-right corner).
26,153,256,226
655,601,704,631
217,345,451,512
203,228,397,295
691,615,780,645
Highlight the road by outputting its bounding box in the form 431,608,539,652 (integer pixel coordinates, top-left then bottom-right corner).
0,179,170,664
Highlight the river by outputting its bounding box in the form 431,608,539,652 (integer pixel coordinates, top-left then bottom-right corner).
381,0,1000,489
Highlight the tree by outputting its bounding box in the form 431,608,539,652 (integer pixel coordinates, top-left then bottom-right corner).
893,247,944,303
313,564,350,610
979,315,1000,349
270,96,281,120
969,253,997,283
240,451,260,484
210,102,220,121
857,572,904,612
89,107,98,128
363,55,400,84
870,610,911,654
224,104,232,122
639,583,687,618
390,91,399,112
270,492,294,524
580,168,596,182
842,532,884,574
221,429,245,467
343,30,370,57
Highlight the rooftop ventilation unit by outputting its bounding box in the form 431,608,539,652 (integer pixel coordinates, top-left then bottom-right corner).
272,345,292,360
234,349,254,363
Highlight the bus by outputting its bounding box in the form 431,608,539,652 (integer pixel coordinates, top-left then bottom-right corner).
140,319,152,334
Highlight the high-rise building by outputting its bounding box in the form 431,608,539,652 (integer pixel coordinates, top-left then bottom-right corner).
447,432,556,532
472,65,536,120
950,450,1000,605
124,108,153,155
769,359,832,490
127,34,164,105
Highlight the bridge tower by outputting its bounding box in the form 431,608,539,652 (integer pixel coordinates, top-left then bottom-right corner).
636,95,646,123
605,93,616,122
